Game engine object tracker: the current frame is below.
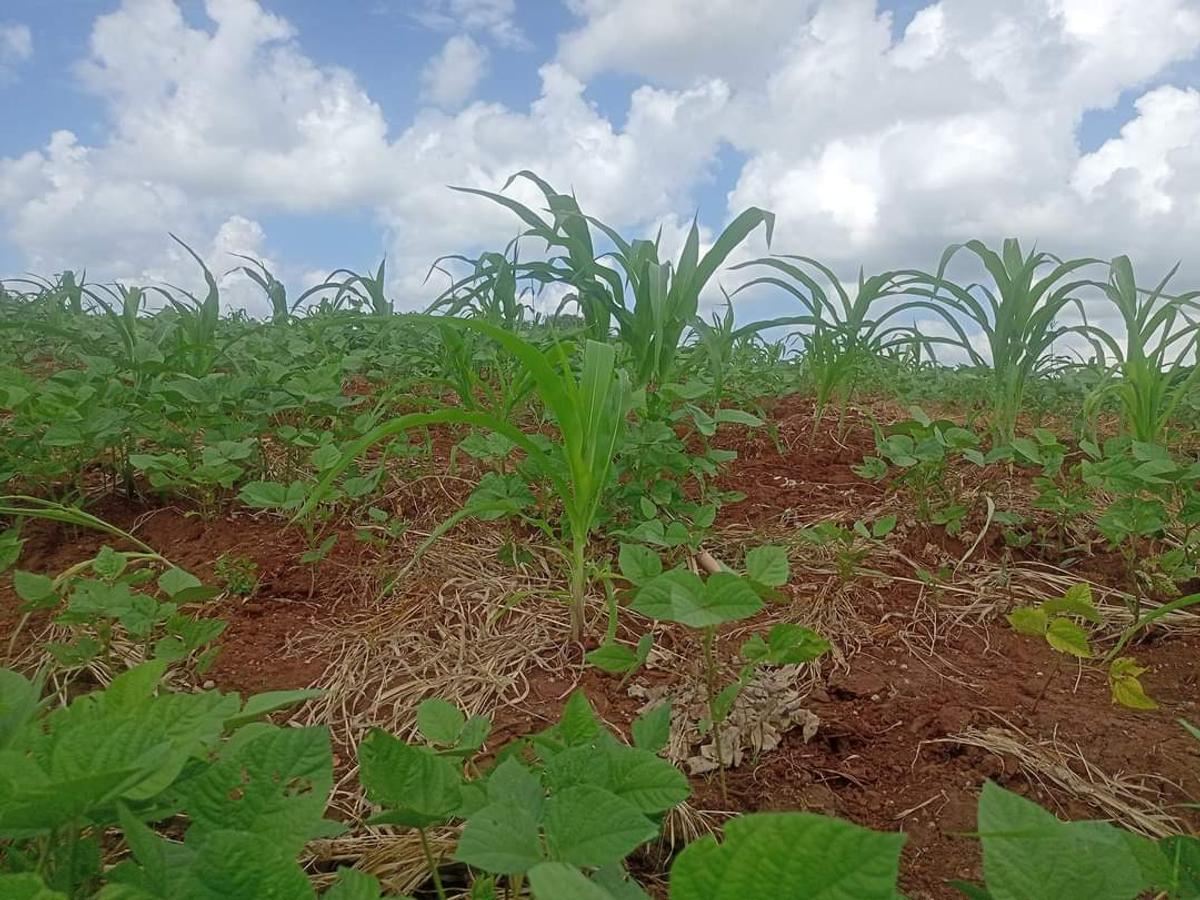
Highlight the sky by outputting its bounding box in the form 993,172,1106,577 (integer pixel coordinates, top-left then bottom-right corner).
2,0,1200,324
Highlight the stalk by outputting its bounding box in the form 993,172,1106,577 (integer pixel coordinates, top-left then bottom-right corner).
417,828,447,900
701,627,728,804
569,535,587,642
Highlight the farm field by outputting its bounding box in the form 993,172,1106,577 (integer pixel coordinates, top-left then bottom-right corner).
2,176,1199,899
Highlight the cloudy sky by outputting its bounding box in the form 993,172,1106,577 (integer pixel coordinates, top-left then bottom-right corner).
2,0,1200,319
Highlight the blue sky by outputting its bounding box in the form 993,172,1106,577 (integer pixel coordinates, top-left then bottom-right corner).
2,0,1200,319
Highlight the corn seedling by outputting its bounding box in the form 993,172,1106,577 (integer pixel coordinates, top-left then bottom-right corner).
905,239,1097,442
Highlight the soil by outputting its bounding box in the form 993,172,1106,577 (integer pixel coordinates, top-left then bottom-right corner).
4,392,1199,899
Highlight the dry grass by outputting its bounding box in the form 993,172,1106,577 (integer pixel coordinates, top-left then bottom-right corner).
942,723,1188,838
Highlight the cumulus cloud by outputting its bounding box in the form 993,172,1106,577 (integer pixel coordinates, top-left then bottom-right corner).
415,0,526,49
3,0,1200,325
421,34,489,108
0,22,33,81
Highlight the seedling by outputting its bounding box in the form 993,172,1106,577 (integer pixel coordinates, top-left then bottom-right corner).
620,544,828,800
213,551,259,597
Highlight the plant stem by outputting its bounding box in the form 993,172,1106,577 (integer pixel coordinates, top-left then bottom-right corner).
417,828,447,900
569,535,587,642
700,627,728,805
1029,654,1062,715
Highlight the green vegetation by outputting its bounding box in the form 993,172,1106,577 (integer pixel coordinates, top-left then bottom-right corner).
3,171,1200,897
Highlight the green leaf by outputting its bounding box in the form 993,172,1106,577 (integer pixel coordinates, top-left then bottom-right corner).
0,669,40,749
713,408,763,427
0,874,69,899
528,863,618,900
587,642,639,674
618,544,662,586
977,780,1158,900
224,689,323,730
180,829,317,900
744,546,788,587
871,515,897,538
237,480,306,511
1006,607,1047,637
358,729,461,827
1042,584,1100,623
1045,617,1092,658
631,702,671,755
1108,657,1157,710
180,726,336,855
322,868,384,900
631,570,761,627
543,785,658,868
13,570,56,607
157,568,202,599
93,546,128,580
416,698,466,746
669,811,905,899
456,801,544,874
760,623,831,664
1157,835,1200,897
557,691,601,747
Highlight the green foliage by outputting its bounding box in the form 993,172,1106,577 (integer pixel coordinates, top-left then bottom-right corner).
670,812,905,899
0,662,328,898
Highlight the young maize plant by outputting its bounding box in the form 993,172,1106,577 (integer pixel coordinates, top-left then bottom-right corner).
296,318,630,641
730,255,931,430
1076,255,1200,443
450,170,776,395
904,238,1097,443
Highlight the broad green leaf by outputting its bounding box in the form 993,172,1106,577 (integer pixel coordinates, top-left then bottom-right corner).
631,702,671,755
977,780,1158,900
104,660,168,711
181,726,336,855
416,698,466,745
0,874,69,899
744,546,788,587
761,623,830,664
158,568,202,599
528,863,618,900
546,743,689,815
0,669,40,749
358,729,461,827
631,570,761,628
557,691,601,746
1045,618,1092,658
1042,585,1100,623
1108,657,1157,710
1006,607,1047,636
322,868,385,900
871,515,897,538
712,409,763,427
1157,835,1200,897
543,785,658,868
93,546,128,580
484,757,544,819
618,545,662,585
669,811,905,899
182,829,317,900
13,570,56,607
456,801,544,874
587,642,639,674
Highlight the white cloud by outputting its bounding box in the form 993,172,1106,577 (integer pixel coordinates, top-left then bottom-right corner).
1073,86,1200,217
416,0,526,49
3,0,1200,329
0,22,33,81
558,0,815,85
421,34,489,108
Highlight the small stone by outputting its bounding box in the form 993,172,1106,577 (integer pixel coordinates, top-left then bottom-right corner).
202,680,215,689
